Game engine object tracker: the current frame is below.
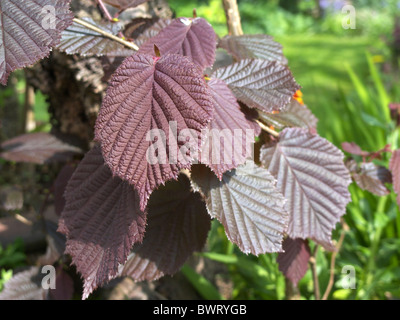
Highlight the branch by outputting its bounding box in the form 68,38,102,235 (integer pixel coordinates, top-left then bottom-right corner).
97,0,114,21
322,219,348,300
73,18,139,51
309,245,320,300
222,0,243,36
255,120,280,138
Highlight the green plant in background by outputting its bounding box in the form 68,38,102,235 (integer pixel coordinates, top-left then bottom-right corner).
0,239,26,292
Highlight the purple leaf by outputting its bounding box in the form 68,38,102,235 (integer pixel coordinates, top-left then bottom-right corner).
200,78,255,179
191,162,289,255
103,0,149,11
213,59,300,113
0,133,82,164
128,18,172,47
260,128,351,249
352,162,392,196
58,146,147,300
259,99,318,130
342,142,369,157
48,266,74,300
54,164,76,216
57,17,133,57
239,103,262,136
139,17,217,69
0,0,73,85
277,238,310,286
218,34,288,64
120,174,211,281
0,267,47,300
390,150,400,206
95,53,214,211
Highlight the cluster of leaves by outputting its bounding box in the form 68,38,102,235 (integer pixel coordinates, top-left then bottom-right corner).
0,0,358,299
342,139,400,210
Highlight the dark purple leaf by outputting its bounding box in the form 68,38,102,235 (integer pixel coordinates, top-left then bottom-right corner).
277,238,310,286
48,266,74,300
95,53,214,211
127,18,172,47
0,267,47,300
191,162,289,255
352,162,392,196
390,149,400,206
259,99,318,130
57,17,133,57
54,164,76,216
120,174,211,281
0,133,82,164
239,103,262,136
0,0,73,85
213,59,300,113
342,142,369,157
139,17,217,69
260,128,351,249
38,222,67,266
58,146,147,300
101,56,126,82
103,0,149,11
200,78,255,179
218,34,288,64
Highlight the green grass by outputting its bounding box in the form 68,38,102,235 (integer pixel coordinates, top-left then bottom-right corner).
276,35,385,144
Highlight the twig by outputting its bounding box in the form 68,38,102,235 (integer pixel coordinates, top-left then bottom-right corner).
73,18,139,51
97,0,114,21
22,71,36,133
14,213,33,226
255,120,280,138
309,245,320,300
222,0,243,36
322,219,348,300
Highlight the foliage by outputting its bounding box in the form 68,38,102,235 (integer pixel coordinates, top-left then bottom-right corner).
0,239,26,292
0,0,399,301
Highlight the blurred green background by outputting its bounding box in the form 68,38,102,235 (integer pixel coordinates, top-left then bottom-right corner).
1,0,400,300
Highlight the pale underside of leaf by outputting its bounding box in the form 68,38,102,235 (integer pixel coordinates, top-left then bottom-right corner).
0,132,82,164
213,59,300,113
352,162,392,196
191,162,289,255
139,17,217,69
59,146,147,300
0,267,47,300
259,99,318,130
57,17,132,56
260,128,351,249
218,34,288,64
200,78,255,179
277,238,310,286
0,0,73,85
120,174,211,281
95,53,214,211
